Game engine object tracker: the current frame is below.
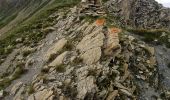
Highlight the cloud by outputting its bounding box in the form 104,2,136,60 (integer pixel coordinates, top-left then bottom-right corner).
155,0,170,7
155,0,170,3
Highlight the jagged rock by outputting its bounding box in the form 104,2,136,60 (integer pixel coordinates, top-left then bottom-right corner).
105,0,170,29
104,27,121,56
10,82,26,100
81,47,101,64
64,79,71,86
83,23,96,35
10,82,23,96
120,89,132,96
13,85,25,100
77,27,104,52
1,2,168,99
77,76,97,99
106,90,118,100
29,89,54,100
141,45,155,56
28,94,35,100
77,27,104,64
44,38,67,61
76,66,89,81
48,51,69,67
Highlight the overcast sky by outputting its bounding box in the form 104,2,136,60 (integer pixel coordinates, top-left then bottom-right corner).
155,0,170,7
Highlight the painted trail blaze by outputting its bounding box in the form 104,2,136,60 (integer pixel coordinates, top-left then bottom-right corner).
95,18,105,26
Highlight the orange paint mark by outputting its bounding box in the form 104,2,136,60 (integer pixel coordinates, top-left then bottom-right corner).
95,18,105,26
109,27,122,33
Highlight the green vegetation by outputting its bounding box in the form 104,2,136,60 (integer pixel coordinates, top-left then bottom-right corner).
0,63,26,90
27,84,35,94
127,29,170,48
22,48,35,57
79,15,99,23
0,0,81,63
102,0,109,3
0,13,18,29
63,40,74,51
55,64,66,73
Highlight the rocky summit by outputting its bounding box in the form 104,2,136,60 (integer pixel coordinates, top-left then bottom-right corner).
0,0,170,100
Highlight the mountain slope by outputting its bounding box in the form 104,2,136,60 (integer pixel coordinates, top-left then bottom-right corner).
0,0,170,100
0,0,52,37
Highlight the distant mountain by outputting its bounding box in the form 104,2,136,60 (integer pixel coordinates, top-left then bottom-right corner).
0,0,52,36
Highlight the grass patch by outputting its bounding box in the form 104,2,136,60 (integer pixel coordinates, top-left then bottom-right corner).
127,29,170,48
63,40,74,51
0,13,18,29
79,15,99,23
0,0,81,64
55,64,66,73
0,62,26,90
71,56,83,66
22,48,35,57
27,84,35,94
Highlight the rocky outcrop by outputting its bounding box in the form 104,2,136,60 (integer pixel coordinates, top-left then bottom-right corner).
44,38,67,61
1,1,170,100
28,89,54,100
77,26,105,64
105,0,170,30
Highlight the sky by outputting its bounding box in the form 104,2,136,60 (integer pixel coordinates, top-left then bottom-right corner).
155,0,170,7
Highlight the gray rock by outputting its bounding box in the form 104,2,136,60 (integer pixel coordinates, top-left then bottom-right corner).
49,51,69,67
44,38,67,61
77,76,97,99
106,90,118,100
10,82,23,96
77,27,104,64
81,47,101,65
105,0,170,29
31,89,54,100
0,90,3,98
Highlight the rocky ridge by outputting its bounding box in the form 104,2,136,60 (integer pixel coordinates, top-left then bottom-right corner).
105,0,170,30
0,0,170,100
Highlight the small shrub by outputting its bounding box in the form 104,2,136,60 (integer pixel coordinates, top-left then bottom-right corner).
55,64,66,73
48,53,58,63
27,84,35,94
11,66,25,80
63,41,74,51
0,78,11,90
88,69,97,76
41,66,50,73
127,28,170,48
22,48,35,57
72,57,83,65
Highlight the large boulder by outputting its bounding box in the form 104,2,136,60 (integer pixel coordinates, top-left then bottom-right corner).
77,26,105,65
